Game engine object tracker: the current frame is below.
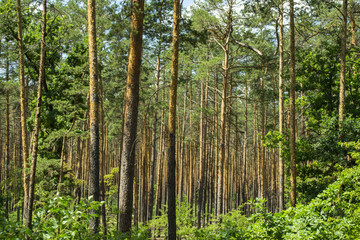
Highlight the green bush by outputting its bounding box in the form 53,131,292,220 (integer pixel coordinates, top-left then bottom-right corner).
0,194,105,240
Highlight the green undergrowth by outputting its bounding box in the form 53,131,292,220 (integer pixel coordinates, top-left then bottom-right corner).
0,194,106,240
186,164,360,240
136,163,360,239
1,163,360,239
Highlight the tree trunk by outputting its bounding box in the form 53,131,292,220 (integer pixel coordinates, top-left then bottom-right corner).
278,0,285,211
289,0,297,207
339,0,347,126
155,90,165,217
260,70,266,200
117,0,144,233
99,75,107,235
198,75,206,228
16,0,29,225
216,0,232,218
88,0,100,232
5,52,10,219
167,0,180,237
148,47,161,221
242,79,248,214
26,0,46,232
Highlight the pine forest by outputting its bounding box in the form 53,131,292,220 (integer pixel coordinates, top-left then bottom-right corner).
1,0,360,239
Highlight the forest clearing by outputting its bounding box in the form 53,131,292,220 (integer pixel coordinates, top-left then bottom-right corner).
1,0,360,239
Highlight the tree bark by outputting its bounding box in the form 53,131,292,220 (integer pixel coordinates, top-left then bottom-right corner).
16,0,29,225
260,69,266,200
148,46,161,221
198,73,207,228
339,0,347,126
5,52,10,219
117,0,144,233
216,0,232,218
278,0,285,211
88,0,100,232
167,0,180,237
289,0,297,207
242,79,248,214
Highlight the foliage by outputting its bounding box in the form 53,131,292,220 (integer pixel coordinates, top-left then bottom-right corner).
0,195,105,240
146,199,197,238
187,163,360,240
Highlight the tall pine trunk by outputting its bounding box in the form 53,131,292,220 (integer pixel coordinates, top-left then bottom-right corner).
87,0,100,232
168,0,180,237
148,46,161,221
16,0,29,225
278,0,285,211
117,0,144,233
289,0,297,207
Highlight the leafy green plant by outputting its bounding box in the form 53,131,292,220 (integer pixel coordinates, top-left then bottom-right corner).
0,194,105,240
31,194,105,239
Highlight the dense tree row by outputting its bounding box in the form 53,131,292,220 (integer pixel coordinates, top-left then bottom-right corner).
0,0,359,238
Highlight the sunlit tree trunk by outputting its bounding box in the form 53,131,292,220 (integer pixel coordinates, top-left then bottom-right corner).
88,0,100,232
339,0,347,126
117,0,144,233
167,0,180,237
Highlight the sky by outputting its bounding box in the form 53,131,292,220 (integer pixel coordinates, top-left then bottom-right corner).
182,0,195,9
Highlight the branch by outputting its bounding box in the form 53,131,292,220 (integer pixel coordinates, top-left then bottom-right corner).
212,37,226,52
231,37,263,57
323,0,344,18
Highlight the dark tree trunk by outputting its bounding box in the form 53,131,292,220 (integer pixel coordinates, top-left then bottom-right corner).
167,0,180,237
117,0,144,233
278,0,285,212
289,0,297,207
5,53,10,219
